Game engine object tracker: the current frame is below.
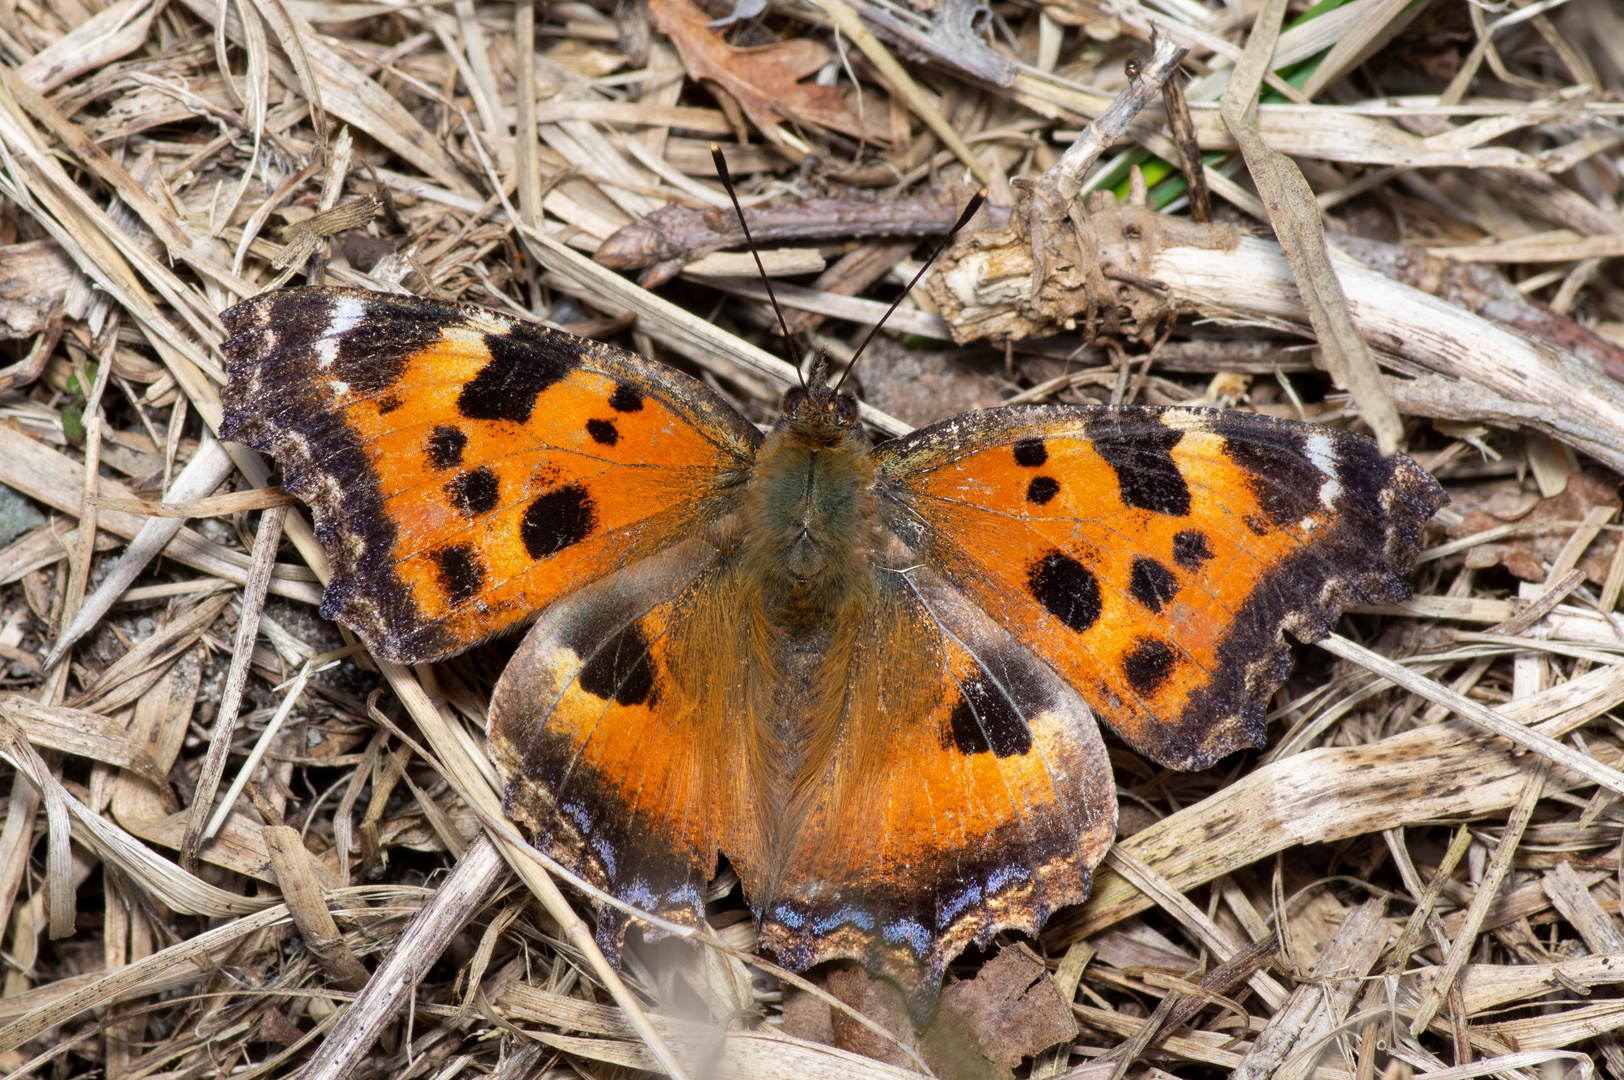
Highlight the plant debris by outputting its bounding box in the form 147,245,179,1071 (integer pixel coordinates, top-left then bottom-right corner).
3,0,1624,1078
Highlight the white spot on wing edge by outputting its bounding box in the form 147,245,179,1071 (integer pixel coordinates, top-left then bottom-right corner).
326,295,366,335
316,295,367,368
1158,410,1205,432
465,308,511,334
1304,432,1343,510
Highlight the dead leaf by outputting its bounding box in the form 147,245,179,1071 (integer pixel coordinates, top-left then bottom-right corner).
826,967,921,1070
252,1006,306,1048
649,0,890,149
0,241,91,339
1452,468,1622,585
1445,478,1543,525
932,944,1080,1071
779,977,836,1046
773,951,1077,1077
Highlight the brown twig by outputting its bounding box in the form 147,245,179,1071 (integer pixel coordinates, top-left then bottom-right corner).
264,824,370,992
294,835,507,1080
178,504,287,871
1159,71,1209,223
594,198,970,287
1048,36,1188,205
1217,0,1403,454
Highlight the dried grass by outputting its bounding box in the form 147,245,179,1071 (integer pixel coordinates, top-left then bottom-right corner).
0,0,1622,1077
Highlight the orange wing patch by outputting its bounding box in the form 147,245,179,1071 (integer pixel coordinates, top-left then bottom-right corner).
876,406,1446,770
221,287,759,661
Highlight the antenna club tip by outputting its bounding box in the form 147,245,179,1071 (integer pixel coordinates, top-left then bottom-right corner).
976,188,989,199
709,142,722,153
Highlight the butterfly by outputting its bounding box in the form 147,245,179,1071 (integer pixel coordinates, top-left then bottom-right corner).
219,271,1444,1020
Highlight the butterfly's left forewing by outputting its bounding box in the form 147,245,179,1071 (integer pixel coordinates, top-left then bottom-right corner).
221,287,760,661
875,405,1445,770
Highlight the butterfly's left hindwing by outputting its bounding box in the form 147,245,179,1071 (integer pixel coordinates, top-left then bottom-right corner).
221,287,760,662
488,540,765,954
875,405,1446,770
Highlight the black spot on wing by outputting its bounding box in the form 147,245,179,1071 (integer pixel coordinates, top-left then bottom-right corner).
1129,556,1179,614
446,467,500,518
586,418,619,446
609,383,644,412
431,543,485,605
947,674,1032,758
427,426,466,470
458,325,577,425
1172,529,1213,571
1026,476,1060,505
1216,417,1320,527
376,394,403,415
1013,438,1048,467
1084,412,1190,516
522,484,597,559
1027,551,1101,633
1123,637,1177,695
577,621,657,706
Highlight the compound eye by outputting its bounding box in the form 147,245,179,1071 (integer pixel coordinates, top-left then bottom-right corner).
836,393,859,422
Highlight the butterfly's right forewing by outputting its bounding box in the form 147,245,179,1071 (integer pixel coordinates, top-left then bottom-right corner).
875,405,1445,771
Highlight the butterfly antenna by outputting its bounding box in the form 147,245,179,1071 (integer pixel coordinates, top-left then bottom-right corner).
711,144,803,387
833,189,987,392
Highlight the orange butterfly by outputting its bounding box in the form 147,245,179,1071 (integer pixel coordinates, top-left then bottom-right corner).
221,256,1443,1019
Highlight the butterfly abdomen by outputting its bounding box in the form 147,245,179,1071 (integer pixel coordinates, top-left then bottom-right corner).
734,409,882,887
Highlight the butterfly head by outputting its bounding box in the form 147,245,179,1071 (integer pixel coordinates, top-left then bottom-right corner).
780,352,860,438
